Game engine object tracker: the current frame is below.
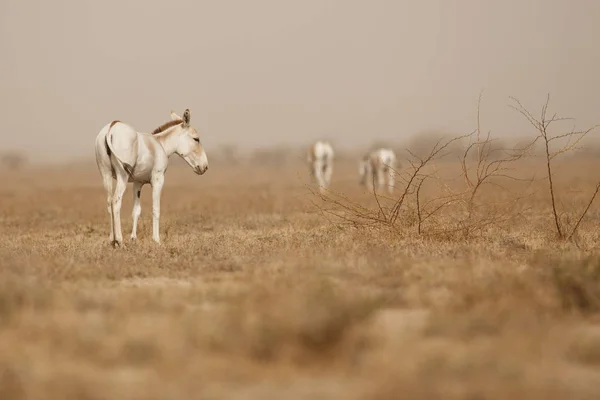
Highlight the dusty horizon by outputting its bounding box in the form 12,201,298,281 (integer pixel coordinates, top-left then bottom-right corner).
2,0,600,163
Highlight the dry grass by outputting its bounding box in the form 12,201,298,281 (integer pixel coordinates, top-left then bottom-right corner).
2,154,600,399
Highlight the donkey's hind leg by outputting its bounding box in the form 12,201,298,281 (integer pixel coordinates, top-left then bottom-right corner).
111,171,128,247
100,172,115,243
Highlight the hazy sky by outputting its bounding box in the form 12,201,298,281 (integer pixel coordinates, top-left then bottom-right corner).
1,0,599,162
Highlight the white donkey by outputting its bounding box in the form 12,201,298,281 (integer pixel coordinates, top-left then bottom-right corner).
94,109,208,247
307,140,334,193
359,148,397,194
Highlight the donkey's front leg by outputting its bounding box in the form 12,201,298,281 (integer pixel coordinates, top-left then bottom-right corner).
151,174,165,244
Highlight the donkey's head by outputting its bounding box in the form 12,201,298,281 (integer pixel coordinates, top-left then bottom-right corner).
169,109,208,175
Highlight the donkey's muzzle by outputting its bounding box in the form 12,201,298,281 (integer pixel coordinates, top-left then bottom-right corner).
195,165,208,175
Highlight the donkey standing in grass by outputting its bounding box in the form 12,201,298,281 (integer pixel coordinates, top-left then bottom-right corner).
359,148,397,194
95,109,208,247
307,140,335,193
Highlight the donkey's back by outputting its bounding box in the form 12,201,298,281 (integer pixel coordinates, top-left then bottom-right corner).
310,141,334,162
378,148,396,169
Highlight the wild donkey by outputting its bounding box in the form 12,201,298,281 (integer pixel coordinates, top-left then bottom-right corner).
95,109,208,247
307,141,334,193
359,148,397,194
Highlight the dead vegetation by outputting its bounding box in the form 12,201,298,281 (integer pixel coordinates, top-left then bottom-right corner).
511,94,600,240
2,100,600,397
315,94,600,245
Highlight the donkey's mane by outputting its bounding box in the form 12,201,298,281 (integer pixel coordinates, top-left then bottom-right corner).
151,119,182,135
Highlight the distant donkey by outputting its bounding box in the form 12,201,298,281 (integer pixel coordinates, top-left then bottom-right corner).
95,109,208,247
359,148,398,194
307,140,334,193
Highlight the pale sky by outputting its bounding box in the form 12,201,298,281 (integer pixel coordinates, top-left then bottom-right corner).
1,0,599,162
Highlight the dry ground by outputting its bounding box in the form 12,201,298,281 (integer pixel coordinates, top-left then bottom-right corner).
2,154,600,399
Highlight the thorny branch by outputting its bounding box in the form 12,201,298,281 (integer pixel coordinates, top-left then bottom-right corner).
511,94,600,240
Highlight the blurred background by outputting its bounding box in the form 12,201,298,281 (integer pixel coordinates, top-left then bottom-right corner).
1,0,600,165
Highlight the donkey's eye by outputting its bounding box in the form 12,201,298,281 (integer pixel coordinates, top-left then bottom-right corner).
193,138,200,143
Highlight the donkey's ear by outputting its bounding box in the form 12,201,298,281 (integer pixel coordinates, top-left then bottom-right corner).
170,110,182,121
182,109,191,127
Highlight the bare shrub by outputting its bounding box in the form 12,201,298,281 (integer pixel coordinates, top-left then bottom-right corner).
312,94,600,243
309,130,469,236
312,94,535,239
455,94,536,230
511,94,600,240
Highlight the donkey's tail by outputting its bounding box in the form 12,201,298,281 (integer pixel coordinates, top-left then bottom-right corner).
105,120,134,176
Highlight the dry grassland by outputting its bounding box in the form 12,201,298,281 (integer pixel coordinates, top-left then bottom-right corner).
2,152,600,399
